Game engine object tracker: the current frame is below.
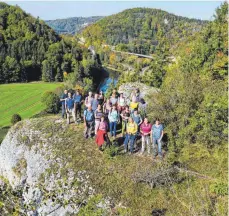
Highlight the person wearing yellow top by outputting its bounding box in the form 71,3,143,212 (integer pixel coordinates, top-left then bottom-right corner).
124,117,138,153
129,96,139,113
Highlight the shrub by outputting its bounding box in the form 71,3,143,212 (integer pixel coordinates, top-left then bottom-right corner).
11,114,22,125
31,110,48,119
74,84,85,95
104,145,119,159
82,77,93,93
53,85,65,97
210,182,228,196
41,91,60,114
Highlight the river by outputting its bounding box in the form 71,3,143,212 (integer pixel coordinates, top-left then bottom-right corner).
98,67,119,92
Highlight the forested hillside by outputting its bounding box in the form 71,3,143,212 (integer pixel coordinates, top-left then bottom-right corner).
82,7,208,55
0,2,102,86
0,2,58,82
147,2,228,157
101,2,228,160
0,2,228,215
46,16,103,35
117,4,228,213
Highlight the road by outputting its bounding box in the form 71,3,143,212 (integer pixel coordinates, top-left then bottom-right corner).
78,37,176,61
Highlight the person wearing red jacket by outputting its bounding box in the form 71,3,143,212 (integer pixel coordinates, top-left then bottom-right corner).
95,116,108,150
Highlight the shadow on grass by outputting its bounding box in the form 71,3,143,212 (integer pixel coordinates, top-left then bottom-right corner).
152,208,167,216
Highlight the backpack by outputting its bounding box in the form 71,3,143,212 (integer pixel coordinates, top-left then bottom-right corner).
84,109,94,122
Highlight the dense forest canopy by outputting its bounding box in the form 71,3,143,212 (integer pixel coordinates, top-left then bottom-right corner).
146,2,228,156
83,2,228,155
0,2,228,215
82,7,208,55
45,16,103,35
0,2,61,82
0,2,102,87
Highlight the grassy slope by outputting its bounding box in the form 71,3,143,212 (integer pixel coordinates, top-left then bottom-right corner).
31,116,227,216
0,82,61,127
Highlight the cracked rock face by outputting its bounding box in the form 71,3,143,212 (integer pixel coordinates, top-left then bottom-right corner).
0,120,49,189
118,82,159,102
0,118,109,215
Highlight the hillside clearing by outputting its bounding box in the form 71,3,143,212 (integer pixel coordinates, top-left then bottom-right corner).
0,83,62,127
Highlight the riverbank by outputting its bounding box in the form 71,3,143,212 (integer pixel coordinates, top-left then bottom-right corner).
98,65,121,92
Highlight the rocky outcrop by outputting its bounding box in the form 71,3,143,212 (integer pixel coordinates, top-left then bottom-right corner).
0,117,110,215
0,115,190,216
118,82,159,102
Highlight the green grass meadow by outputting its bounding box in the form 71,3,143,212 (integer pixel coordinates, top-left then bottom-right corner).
0,82,62,128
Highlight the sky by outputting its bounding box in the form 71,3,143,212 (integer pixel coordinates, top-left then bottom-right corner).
6,1,223,21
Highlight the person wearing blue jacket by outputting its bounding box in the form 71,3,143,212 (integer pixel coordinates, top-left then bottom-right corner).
65,92,75,124
131,109,143,132
73,90,83,122
83,106,95,139
108,105,119,138
151,118,164,159
91,93,99,112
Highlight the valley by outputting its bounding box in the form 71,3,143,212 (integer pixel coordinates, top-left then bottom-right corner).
45,16,104,35
0,2,228,216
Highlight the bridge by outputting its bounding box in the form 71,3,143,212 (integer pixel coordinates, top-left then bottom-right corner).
111,50,155,59
106,47,176,62
79,37,175,61
78,37,155,59
102,44,155,59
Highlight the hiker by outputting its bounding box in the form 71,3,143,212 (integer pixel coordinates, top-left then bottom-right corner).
129,96,139,113
91,93,99,112
130,88,140,102
85,91,94,109
135,88,141,102
120,106,130,137
117,93,126,112
110,93,118,106
60,89,68,118
108,105,119,138
94,104,103,136
103,98,112,117
131,109,143,131
95,116,108,150
151,118,164,159
73,90,83,122
140,117,152,154
130,89,136,102
98,91,105,105
124,117,138,154
65,92,76,124
110,88,119,98
83,105,95,139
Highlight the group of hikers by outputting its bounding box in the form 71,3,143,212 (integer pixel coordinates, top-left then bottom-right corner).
60,88,164,159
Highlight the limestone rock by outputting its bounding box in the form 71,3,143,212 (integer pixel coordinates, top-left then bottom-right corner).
0,117,110,215
118,82,159,102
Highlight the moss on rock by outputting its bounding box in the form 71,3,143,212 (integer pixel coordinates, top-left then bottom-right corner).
0,116,227,215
